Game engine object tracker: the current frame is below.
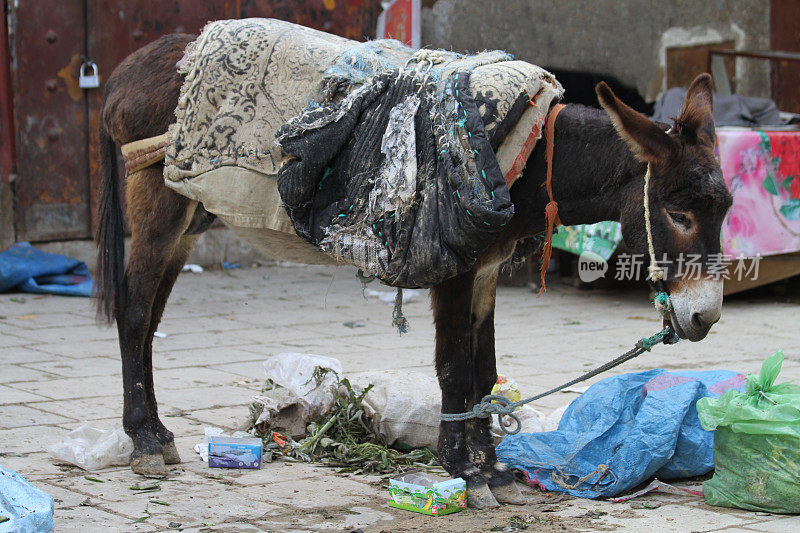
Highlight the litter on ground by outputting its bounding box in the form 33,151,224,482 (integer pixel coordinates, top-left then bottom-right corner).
496,369,747,498
697,350,800,513
0,466,54,533
47,423,133,471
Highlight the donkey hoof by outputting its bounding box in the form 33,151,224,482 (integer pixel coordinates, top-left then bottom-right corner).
130,453,167,478
161,441,181,465
467,483,500,509
490,481,527,505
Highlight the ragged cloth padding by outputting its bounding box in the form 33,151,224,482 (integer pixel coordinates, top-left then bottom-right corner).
121,133,170,174
277,69,516,287
162,18,563,279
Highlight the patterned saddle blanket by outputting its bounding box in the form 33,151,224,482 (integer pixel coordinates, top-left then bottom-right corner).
163,18,562,286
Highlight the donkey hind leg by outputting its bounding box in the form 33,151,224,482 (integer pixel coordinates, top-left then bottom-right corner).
466,268,527,505
432,273,499,509
143,232,201,465
120,168,196,477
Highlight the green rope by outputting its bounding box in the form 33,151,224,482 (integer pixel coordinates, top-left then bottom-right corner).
355,269,376,284
441,327,673,434
653,290,672,315
392,288,409,335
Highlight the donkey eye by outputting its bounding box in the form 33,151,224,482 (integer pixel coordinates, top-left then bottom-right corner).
667,211,692,230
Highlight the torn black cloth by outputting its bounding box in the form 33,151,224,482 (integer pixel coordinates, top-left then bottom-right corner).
276,70,515,288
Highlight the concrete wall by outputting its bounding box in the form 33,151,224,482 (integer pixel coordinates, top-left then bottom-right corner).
421,0,770,101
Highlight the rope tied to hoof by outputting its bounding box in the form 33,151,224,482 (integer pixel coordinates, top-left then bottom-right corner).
440,327,673,434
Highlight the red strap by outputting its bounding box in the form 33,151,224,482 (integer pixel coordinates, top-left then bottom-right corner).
539,103,566,294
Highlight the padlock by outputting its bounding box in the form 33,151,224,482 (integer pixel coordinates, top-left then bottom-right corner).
79,61,100,89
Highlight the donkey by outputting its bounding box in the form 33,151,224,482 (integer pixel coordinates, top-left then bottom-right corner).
96,33,732,508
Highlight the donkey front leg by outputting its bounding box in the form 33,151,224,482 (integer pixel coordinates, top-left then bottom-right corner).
466,268,526,505
432,273,499,509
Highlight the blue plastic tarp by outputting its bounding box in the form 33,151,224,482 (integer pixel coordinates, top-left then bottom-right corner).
496,369,746,499
0,465,54,533
0,242,92,296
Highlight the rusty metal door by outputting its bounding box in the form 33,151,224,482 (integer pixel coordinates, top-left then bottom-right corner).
11,1,90,241
770,0,800,113
11,0,381,242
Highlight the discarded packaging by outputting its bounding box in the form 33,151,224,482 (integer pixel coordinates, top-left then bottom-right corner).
491,375,522,404
388,471,466,516
262,353,342,418
249,386,309,440
208,436,263,469
193,427,252,462
47,423,133,470
607,478,703,502
351,370,440,449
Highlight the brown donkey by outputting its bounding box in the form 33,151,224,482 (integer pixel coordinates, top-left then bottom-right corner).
96,34,731,508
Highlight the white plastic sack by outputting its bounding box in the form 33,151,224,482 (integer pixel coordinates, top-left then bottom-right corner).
47,423,133,471
349,371,569,449
350,370,441,449
262,353,343,417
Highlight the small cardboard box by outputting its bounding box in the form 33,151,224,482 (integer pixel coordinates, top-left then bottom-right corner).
208,436,262,469
388,472,466,516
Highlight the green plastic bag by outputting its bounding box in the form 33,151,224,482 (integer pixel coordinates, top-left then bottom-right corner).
696,350,800,513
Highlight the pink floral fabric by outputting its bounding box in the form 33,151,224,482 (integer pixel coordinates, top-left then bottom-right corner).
718,129,800,258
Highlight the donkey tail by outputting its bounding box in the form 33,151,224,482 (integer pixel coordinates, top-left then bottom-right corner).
94,122,126,323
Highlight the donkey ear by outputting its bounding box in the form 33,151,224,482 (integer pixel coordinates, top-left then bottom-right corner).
596,81,674,162
676,73,715,147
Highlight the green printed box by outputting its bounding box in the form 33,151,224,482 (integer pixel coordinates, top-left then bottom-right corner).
388,472,466,516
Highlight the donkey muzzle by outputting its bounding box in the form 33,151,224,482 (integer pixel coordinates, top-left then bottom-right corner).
667,278,723,342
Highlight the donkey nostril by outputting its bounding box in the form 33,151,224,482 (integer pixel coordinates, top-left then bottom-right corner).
691,312,705,330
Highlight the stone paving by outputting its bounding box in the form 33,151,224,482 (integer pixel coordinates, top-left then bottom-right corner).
1,261,800,532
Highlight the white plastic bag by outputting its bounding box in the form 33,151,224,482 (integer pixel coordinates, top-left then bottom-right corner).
350,370,441,449
47,423,133,471
262,353,343,417
349,371,569,449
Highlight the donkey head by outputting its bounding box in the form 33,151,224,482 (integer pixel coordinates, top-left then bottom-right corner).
596,74,733,341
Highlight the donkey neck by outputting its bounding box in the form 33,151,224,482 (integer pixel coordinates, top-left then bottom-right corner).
513,103,645,232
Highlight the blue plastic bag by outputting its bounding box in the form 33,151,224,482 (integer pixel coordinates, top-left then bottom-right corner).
496,369,746,498
0,465,54,533
0,242,92,296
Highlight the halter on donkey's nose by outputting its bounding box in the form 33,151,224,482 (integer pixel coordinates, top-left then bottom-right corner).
642,163,681,344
